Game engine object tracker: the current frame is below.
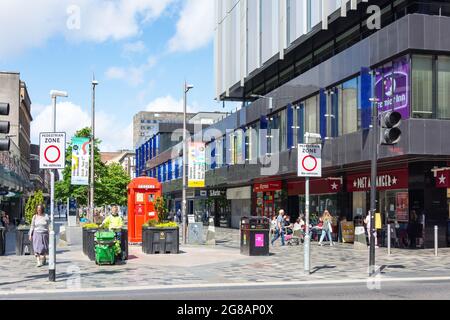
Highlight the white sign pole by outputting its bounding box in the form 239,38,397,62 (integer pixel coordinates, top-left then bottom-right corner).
299,135,322,275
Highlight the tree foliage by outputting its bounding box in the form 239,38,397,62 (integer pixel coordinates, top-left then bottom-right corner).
55,127,130,207
25,190,44,225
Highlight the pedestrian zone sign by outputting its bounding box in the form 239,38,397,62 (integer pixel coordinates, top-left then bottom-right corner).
298,144,322,177
39,132,66,169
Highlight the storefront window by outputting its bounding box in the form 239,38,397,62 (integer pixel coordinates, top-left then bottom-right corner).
352,191,367,219
299,194,339,224
438,56,450,119
412,55,433,119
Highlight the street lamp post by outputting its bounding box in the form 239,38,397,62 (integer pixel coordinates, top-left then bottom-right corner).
49,90,68,282
182,82,193,244
90,79,99,223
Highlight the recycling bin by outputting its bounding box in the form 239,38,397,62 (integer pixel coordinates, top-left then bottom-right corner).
240,217,270,256
0,227,5,256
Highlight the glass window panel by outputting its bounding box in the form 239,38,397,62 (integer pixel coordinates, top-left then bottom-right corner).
342,78,359,134
412,55,433,119
305,95,318,134
438,56,450,119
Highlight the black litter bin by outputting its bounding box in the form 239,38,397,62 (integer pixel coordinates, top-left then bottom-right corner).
121,228,128,260
16,228,34,256
84,228,98,261
0,227,5,256
240,217,270,256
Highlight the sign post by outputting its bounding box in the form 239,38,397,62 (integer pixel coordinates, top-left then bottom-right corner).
298,138,322,275
40,132,66,282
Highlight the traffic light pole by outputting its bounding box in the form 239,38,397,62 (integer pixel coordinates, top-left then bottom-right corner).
369,98,378,277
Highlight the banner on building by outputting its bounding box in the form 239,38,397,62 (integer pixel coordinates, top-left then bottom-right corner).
71,137,90,186
188,142,206,188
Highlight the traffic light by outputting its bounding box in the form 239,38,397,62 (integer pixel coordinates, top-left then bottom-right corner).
380,111,402,145
0,102,10,151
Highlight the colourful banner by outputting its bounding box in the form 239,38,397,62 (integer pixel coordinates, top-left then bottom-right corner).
71,137,90,186
188,142,206,188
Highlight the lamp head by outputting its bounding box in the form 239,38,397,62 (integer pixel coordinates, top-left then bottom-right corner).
50,90,68,98
92,80,99,86
185,84,194,92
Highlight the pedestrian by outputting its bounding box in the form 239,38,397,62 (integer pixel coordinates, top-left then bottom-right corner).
271,210,286,246
364,212,378,248
176,209,182,223
407,210,419,249
319,210,334,246
270,215,277,236
28,205,50,267
284,215,293,235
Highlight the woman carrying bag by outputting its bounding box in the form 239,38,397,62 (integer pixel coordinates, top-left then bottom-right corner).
28,205,50,267
318,210,334,247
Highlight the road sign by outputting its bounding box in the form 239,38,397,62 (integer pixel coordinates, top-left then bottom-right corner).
298,144,322,177
39,132,66,169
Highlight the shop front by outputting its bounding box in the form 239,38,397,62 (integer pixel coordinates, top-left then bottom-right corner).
253,181,285,218
288,177,344,239
227,186,252,229
205,189,230,227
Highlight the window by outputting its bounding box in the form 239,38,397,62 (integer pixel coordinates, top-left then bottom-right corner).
438,56,450,119
280,109,287,151
338,77,359,135
304,95,318,134
412,55,433,119
216,137,223,168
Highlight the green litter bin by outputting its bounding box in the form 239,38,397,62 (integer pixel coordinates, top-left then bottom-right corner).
94,231,120,265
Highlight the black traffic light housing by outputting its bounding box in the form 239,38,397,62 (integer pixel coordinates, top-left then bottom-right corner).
380,111,402,145
0,102,10,151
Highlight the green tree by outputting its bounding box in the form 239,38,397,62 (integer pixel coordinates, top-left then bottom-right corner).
55,127,106,206
24,190,45,225
97,163,130,206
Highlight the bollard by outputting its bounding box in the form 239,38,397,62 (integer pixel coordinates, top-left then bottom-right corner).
435,226,438,257
387,224,391,256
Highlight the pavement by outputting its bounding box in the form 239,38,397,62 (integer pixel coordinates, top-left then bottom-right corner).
1,224,450,296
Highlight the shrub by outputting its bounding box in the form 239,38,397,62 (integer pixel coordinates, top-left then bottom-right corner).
24,190,45,225
155,196,168,223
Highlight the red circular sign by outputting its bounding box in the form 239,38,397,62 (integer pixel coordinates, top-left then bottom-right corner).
302,155,318,172
44,145,61,164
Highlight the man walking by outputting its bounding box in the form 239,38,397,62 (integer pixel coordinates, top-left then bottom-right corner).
271,209,286,246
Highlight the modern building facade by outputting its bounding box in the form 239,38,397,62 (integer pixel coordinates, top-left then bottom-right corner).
146,0,450,246
0,72,33,223
30,144,51,197
133,111,196,149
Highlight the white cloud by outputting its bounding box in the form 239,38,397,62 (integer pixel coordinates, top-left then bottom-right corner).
144,95,195,113
0,0,174,60
168,0,214,53
123,41,147,56
31,101,133,152
105,55,158,86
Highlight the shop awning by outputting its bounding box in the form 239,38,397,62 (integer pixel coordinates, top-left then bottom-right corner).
288,178,343,196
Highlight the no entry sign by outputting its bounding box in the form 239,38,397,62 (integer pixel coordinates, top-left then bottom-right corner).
39,132,66,169
298,144,322,177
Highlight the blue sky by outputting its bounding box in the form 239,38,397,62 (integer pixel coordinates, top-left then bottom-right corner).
0,0,229,151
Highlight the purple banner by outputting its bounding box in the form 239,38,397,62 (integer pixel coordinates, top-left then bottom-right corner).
375,58,410,119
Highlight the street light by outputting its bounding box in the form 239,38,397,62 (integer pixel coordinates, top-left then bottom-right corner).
90,79,99,223
48,89,68,282
182,82,193,244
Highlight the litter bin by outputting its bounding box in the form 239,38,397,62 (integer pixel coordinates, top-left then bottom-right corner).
0,227,5,256
240,217,270,256
16,227,34,256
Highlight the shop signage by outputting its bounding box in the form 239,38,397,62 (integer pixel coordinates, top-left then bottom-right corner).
200,190,207,197
253,181,282,193
188,142,206,188
341,221,355,243
347,169,408,192
435,170,450,189
209,190,224,197
288,178,342,196
137,184,157,190
375,57,410,119
70,136,89,185
298,144,322,177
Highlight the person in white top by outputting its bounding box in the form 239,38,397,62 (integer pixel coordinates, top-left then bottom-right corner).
364,212,378,248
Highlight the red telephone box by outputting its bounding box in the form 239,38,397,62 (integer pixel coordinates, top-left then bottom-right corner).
127,177,162,243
